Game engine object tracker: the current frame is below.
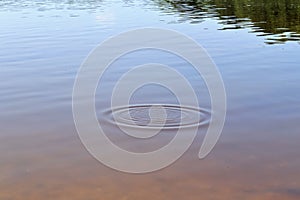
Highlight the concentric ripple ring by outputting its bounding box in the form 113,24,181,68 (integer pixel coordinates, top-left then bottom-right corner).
106,104,210,130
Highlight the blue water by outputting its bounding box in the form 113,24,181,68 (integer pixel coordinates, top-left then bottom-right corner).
1,0,300,199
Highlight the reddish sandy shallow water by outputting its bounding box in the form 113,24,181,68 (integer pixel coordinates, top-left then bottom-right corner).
1,118,300,199
1,0,300,199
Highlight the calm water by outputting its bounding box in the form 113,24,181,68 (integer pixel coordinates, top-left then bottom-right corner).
1,0,300,199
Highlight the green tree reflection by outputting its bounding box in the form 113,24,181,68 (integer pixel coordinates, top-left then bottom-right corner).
158,0,300,44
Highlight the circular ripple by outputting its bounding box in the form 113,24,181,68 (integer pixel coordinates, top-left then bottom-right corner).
105,104,210,129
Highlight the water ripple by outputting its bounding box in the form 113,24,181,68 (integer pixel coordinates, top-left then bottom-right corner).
103,104,210,130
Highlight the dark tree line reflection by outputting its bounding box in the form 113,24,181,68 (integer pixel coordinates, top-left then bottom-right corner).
157,0,300,44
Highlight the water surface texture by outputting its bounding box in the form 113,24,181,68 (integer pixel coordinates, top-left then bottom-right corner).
1,0,300,199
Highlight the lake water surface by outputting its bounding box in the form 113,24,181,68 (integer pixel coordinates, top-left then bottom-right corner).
1,0,300,199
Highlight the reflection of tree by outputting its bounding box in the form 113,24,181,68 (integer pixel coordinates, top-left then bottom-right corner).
214,0,300,33
157,0,300,44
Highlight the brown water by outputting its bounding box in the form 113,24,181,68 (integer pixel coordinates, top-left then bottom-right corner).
1,0,300,199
